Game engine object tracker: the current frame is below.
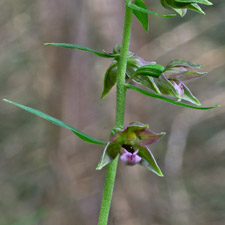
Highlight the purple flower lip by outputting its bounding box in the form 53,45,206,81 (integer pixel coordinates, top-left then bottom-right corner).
120,149,142,166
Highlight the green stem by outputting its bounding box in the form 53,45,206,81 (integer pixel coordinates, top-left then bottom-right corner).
115,6,132,128
97,4,133,225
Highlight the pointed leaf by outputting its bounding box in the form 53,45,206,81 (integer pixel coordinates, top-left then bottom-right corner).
139,146,163,176
125,84,220,110
175,0,213,5
44,43,118,58
101,62,118,99
134,64,165,78
3,99,107,145
133,0,149,32
127,2,176,18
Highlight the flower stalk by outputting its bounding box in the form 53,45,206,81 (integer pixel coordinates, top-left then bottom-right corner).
97,4,133,225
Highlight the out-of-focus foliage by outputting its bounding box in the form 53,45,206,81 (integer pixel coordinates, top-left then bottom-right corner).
0,0,225,225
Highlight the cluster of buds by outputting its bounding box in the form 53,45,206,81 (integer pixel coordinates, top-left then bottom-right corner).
160,0,213,16
102,45,207,106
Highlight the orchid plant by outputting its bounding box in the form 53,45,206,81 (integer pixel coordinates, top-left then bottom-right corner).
3,0,219,224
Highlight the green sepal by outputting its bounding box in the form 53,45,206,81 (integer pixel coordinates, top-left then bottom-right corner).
96,142,120,170
132,0,149,32
175,0,212,5
126,61,161,94
187,3,205,14
44,43,118,58
181,82,201,105
164,68,207,81
160,0,211,15
134,64,165,78
101,62,118,99
158,74,181,98
3,99,107,145
172,8,187,17
132,75,161,94
166,59,204,69
110,126,124,138
139,146,163,177
127,2,176,18
125,84,220,110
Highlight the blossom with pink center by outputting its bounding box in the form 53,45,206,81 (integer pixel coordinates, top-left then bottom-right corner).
97,122,165,176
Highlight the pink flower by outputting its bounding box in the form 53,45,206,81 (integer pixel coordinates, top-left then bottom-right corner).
120,149,142,166
97,122,165,176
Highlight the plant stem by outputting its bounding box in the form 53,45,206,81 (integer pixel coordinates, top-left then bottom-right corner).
115,6,133,128
97,4,133,225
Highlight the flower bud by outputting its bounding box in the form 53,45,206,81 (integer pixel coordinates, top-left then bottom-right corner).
160,0,212,16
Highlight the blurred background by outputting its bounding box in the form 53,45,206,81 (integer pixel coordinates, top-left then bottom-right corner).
0,0,225,224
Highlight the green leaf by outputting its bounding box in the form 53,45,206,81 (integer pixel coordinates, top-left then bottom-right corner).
44,43,118,58
3,99,107,145
139,146,163,176
175,0,213,5
134,64,165,78
127,2,176,18
101,62,118,99
133,0,149,32
125,84,220,110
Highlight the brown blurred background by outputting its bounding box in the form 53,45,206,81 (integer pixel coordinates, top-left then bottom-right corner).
0,0,225,225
